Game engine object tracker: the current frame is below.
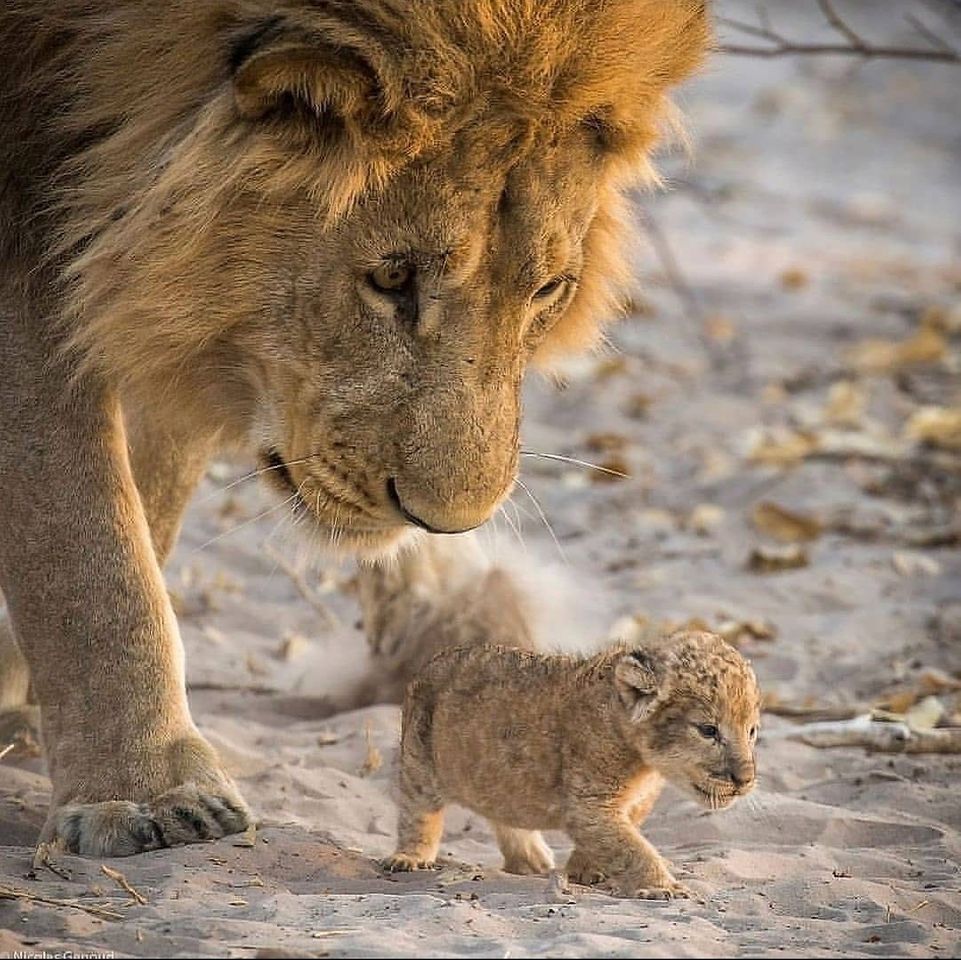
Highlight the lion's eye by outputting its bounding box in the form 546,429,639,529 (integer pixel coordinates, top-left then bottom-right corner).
696,723,719,740
533,275,569,301
369,261,413,294
749,726,758,740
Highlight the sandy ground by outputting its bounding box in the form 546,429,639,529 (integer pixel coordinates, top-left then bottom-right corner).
2,1,961,956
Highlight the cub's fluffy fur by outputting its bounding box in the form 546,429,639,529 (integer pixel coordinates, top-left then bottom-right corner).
385,631,760,899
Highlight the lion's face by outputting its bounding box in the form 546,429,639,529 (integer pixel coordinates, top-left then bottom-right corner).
63,2,709,556
616,633,761,810
250,126,604,554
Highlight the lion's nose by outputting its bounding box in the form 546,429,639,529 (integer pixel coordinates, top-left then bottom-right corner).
386,478,483,535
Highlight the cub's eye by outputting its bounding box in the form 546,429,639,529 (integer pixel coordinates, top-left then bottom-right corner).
369,261,413,294
533,275,569,301
696,723,719,740
749,726,758,740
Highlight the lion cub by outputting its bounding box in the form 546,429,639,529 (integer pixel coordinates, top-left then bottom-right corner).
382,630,760,899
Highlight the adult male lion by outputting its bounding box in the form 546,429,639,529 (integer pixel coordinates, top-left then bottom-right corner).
0,1,709,856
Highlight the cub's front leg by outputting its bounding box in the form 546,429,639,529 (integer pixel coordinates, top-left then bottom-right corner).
0,331,248,857
564,807,690,900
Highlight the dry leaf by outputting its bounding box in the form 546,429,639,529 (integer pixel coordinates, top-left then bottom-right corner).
916,668,961,696
687,504,726,536
748,428,818,467
822,381,867,428
245,652,269,677
846,326,946,374
358,724,382,778
233,824,257,848
703,314,736,343
751,502,822,543
919,303,961,335
274,632,310,661
747,544,810,573
589,455,631,484
584,432,628,453
716,618,778,646
593,356,630,380
779,266,809,291
623,391,654,419
905,406,961,451
892,552,941,577
905,696,945,731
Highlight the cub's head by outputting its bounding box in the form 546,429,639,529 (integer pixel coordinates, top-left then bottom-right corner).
65,1,709,555
614,631,761,809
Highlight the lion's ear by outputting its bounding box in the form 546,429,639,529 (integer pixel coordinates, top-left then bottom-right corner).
233,36,378,126
614,649,670,723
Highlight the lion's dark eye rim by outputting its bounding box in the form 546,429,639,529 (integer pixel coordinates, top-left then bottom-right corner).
369,260,414,294
696,723,720,740
533,273,575,301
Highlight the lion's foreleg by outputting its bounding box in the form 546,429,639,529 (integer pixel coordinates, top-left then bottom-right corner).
0,330,247,856
126,403,219,566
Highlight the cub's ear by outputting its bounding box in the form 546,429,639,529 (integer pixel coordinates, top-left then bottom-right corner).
229,18,386,128
614,649,670,724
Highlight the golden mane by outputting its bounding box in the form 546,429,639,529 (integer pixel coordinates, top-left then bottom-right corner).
2,0,709,403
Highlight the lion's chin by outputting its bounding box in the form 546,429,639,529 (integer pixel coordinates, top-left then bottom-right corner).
314,522,418,561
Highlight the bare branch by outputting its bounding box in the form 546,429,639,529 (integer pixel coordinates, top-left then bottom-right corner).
718,0,961,64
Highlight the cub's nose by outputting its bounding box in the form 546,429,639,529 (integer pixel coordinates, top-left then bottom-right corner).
730,766,755,790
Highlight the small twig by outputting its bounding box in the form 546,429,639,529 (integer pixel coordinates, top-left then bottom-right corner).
264,544,340,630
640,211,704,326
780,714,961,753
817,0,867,50
0,742,14,762
905,12,956,54
0,883,124,921
186,680,281,694
101,864,148,905
764,701,864,722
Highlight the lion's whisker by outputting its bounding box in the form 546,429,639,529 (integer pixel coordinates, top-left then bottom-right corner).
189,489,301,557
196,455,319,507
498,502,526,553
513,477,566,563
520,450,628,479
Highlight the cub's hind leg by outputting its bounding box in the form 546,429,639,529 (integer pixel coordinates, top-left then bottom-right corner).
382,805,445,872
382,679,445,872
494,823,555,875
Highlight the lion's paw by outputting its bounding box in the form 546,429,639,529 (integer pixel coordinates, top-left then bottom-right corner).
54,783,251,857
381,852,436,873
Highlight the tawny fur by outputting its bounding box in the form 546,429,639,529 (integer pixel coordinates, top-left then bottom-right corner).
385,631,760,899
0,1,709,857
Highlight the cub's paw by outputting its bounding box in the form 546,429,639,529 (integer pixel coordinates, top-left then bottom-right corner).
497,827,555,876
626,879,693,901
54,783,251,857
381,852,436,873
564,849,607,887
